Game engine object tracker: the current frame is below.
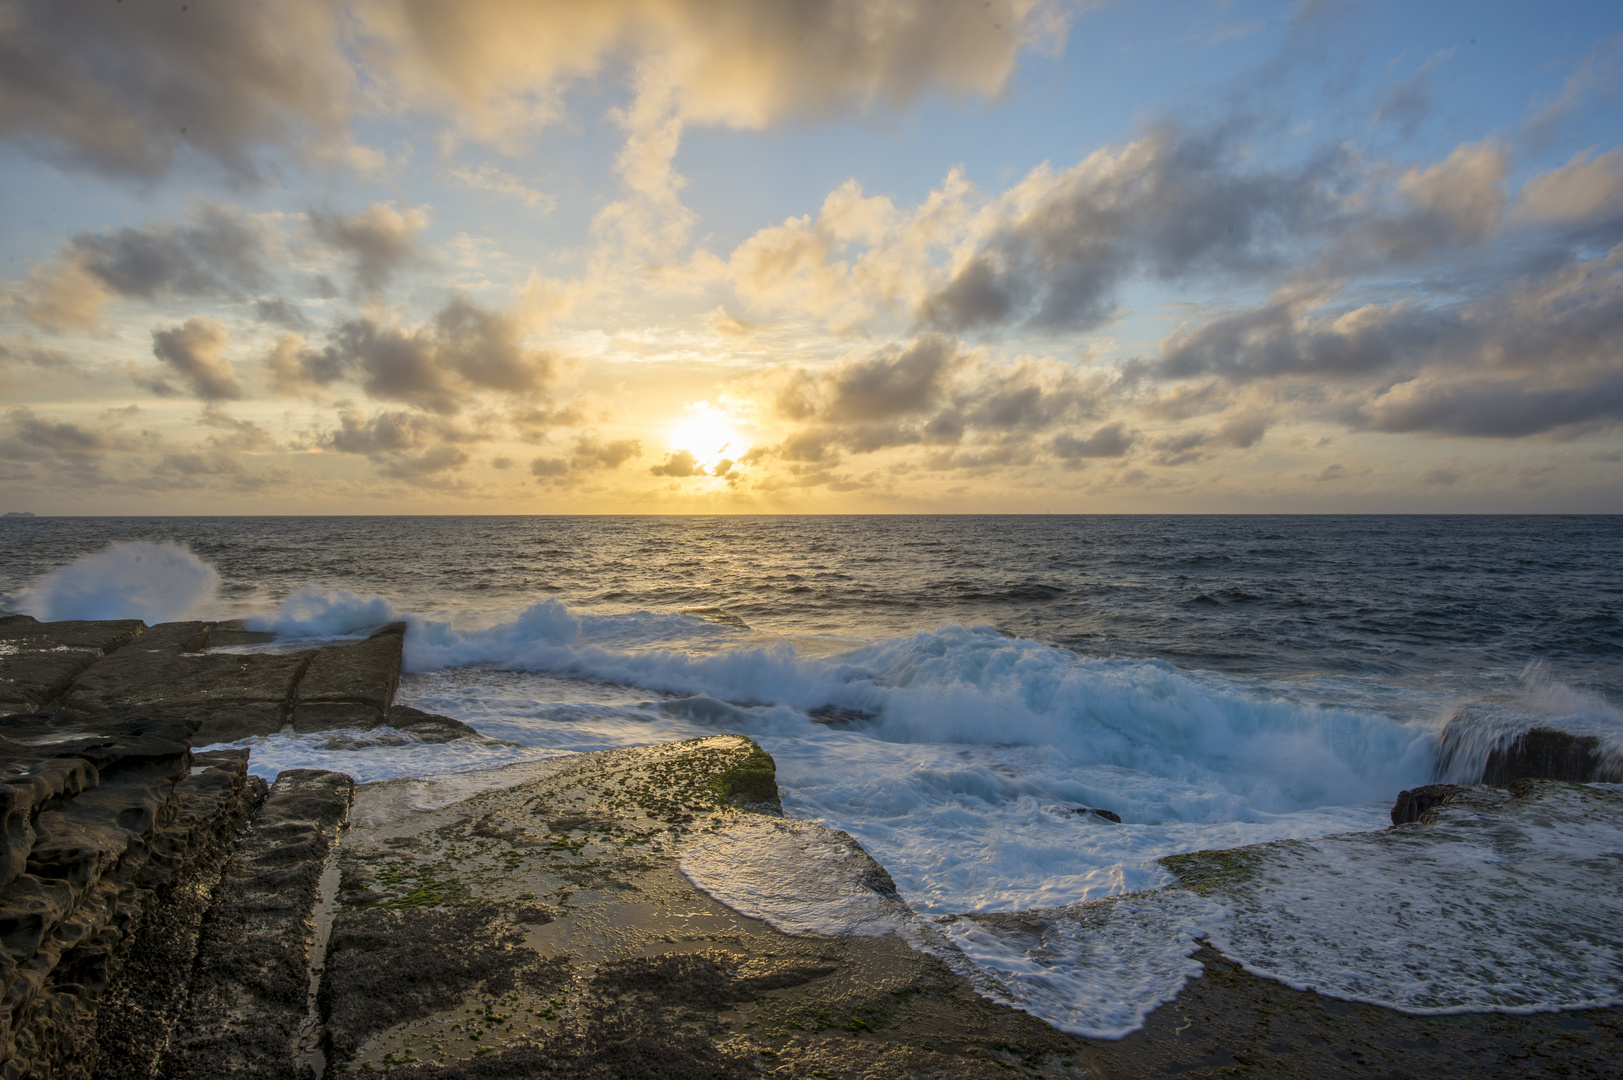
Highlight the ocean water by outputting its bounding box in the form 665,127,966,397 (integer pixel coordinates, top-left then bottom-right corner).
4,515,1621,1032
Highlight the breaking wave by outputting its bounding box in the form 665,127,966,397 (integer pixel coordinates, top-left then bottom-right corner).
19,541,219,623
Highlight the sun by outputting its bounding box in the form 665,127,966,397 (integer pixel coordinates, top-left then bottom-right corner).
668,403,747,471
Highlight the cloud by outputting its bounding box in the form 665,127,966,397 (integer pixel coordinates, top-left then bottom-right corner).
1524,34,1623,148
0,339,75,373
1161,239,1623,389
309,203,432,293
1052,422,1135,460
1514,149,1623,229
361,1,1068,140
284,293,558,414
150,318,243,401
530,432,644,483
0,0,353,180
745,332,1111,478
256,298,313,330
1373,51,1450,139
0,406,147,487
448,164,555,211
917,125,1346,334
649,449,705,477
1358,374,1623,439
15,203,271,330
825,332,961,421
729,128,1524,342
263,333,346,399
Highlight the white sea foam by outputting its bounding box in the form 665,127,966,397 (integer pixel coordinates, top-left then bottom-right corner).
21,542,219,623
680,818,912,937
198,727,567,785
932,891,1225,1039
1204,781,1623,1014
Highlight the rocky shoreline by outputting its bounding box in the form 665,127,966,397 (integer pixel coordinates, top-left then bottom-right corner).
0,614,1618,1078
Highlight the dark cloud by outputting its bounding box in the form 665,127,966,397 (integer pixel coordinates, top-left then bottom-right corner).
1052,422,1135,460
1150,242,1623,439
256,298,312,330
650,449,705,477
74,203,270,298
0,406,147,487
755,332,1112,473
1373,53,1449,140
0,0,352,180
377,444,470,479
1358,374,1623,438
327,409,459,456
309,203,430,294
150,318,243,401
17,204,271,330
571,433,643,469
263,333,348,399
0,339,75,371
282,293,558,414
530,433,643,483
917,125,1346,334
826,333,961,420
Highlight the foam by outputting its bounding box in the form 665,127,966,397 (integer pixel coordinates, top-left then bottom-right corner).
1433,664,1623,783
1203,781,1623,1014
246,585,402,639
20,542,219,623
679,818,912,938
931,891,1225,1039
197,728,566,785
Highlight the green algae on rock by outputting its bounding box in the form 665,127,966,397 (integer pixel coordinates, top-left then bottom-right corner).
319,735,1109,1079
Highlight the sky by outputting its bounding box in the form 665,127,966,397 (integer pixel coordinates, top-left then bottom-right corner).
2,0,1621,514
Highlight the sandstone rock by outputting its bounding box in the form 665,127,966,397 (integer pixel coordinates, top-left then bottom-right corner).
382,704,482,743
1434,701,1622,785
93,750,265,1080
0,619,143,718
290,623,404,733
1390,783,1475,825
0,760,100,891
201,620,277,649
168,769,353,1080
1480,727,1618,785
59,648,312,744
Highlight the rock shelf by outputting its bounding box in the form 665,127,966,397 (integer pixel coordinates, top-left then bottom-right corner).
0,615,1618,1079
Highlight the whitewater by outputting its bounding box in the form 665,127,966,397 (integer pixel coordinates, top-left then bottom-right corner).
4,515,1621,1036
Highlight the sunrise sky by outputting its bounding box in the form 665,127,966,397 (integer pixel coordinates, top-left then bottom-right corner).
2,0,1621,513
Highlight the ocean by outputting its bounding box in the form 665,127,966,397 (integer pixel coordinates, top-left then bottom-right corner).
4,514,1621,1033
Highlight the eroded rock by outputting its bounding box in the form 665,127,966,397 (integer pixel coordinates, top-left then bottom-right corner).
0,619,143,718
167,768,353,1080
291,624,405,733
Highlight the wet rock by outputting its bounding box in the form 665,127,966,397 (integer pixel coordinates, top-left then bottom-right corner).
290,623,404,733
1480,727,1617,785
93,751,264,1080
320,904,569,1064
201,620,277,649
58,644,313,745
0,759,100,890
383,704,482,743
1391,783,1476,825
1075,806,1122,823
167,768,353,1080
0,715,190,779
0,733,261,1079
0,618,143,718
1434,701,1622,785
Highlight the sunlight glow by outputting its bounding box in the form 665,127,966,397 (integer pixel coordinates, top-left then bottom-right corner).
668,403,747,471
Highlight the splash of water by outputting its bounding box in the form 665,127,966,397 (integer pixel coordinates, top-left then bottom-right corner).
20,541,219,623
